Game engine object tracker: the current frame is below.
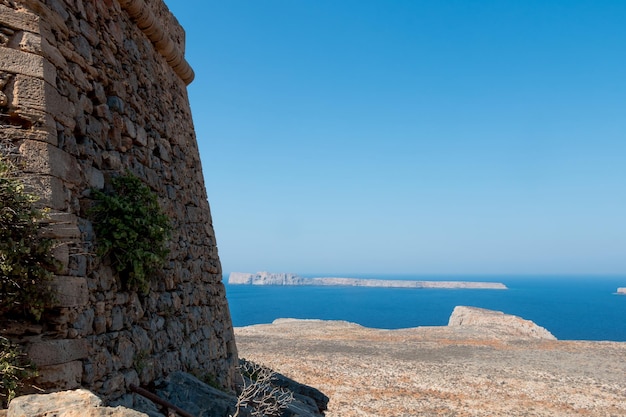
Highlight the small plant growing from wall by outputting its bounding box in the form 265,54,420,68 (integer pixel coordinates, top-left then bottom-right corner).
0,150,56,321
89,173,171,294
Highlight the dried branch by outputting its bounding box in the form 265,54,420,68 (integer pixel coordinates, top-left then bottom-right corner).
230,359,294,417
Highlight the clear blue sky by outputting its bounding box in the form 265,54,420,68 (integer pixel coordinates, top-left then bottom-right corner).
164,1,626,276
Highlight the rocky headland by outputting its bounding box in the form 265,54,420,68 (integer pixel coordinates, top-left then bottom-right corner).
229,272,507,290
235,306,626,417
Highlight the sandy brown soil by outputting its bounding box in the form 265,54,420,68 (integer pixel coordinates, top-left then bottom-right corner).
235,319,626,417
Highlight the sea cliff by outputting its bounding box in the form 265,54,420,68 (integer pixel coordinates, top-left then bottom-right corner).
228,272,507,290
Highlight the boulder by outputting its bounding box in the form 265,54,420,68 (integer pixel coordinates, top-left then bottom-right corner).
7,389,148,417
155,372,237,417
273,372,329,413
155,370,326,417
448,306,556,340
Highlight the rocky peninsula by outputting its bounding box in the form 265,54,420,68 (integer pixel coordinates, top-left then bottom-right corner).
235,306,626,417
229,272,507,290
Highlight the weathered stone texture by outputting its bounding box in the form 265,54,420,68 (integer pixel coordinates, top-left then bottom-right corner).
448,305,556,340
7,389,149,417
1,0,237,404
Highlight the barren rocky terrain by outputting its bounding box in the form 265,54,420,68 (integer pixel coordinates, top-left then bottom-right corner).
235,307,626,417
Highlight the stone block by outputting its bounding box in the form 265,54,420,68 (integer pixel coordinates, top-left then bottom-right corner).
42,212,81,240
120,136,133,152
11,74,75,128
40,36,67,69
110,306,124,331
0,124,56,145
25,174,67,210
115,336,135,369
8,31,42,56
186,205,205,223
0,46,56,86
19,139,82,184
7,388,151,416
70,62,91,93
86,164,104,189
122,369,140,390
4,75,45,126
27,339,89,367
102,373,125,397
125,293,144,322
71,34,93,65
72,308,94,337
79,19,99,46
123,117,136,138
134,124,147,146
32,360,83,391
20,0,70,37
94,316,107,335
52,243,70,274
156,139,171,162
102,151,121,170
57,42,90,73
51,276,89,307
131,325,152,353
0,4,40,33
68,253,87,277
7,389,101,417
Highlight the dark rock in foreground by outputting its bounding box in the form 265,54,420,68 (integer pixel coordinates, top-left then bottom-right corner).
155,371,326,417
6,371,327,417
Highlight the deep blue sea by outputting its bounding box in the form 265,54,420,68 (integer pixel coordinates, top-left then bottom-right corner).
225,275,626,342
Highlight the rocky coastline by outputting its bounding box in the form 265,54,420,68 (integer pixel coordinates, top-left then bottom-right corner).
235,306,626,417
229,272,507,290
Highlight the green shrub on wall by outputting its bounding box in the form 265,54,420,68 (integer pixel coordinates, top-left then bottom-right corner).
0,155,56,321
89,173,171,294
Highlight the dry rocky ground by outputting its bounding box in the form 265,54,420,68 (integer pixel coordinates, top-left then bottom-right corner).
235,308,626,417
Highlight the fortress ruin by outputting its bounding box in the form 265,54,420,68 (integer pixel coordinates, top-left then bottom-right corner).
1,0,238,403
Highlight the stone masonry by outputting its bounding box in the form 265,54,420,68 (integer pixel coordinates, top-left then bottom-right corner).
0,0,238,404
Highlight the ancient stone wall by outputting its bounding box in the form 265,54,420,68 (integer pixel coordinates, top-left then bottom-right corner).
0,0,238,404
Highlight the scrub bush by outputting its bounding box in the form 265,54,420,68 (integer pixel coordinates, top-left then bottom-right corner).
89,173,170,294
0,154,56,321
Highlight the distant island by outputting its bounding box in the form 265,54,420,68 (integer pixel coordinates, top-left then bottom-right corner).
228,272,507,290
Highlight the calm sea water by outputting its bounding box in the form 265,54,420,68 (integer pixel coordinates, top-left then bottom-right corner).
225,275,626,342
